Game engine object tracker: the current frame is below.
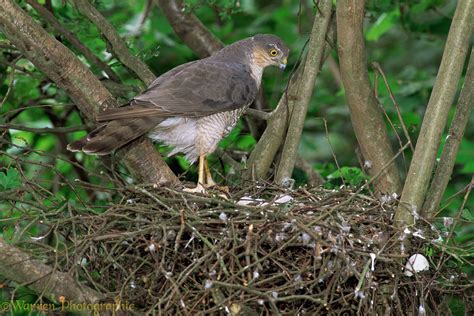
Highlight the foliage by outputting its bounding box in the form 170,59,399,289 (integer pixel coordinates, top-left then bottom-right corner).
0,168,21,190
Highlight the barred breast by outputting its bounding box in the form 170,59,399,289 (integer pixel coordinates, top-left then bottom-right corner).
195,106,248,157
148,106,248,164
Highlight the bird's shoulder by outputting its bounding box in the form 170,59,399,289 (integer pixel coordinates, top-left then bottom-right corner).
131,59,258,117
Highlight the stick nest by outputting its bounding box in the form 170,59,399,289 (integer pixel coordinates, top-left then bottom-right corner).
12,184,473,315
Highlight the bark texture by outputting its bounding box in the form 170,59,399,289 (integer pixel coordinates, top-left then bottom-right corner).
74,0,156,85
422,48,474,218
0,0,178,185
26,0,121,82
245,18,337,180
275,1,332,184
395,0,473,226
155,0,224,58
0,238,102,303
336,0,402,194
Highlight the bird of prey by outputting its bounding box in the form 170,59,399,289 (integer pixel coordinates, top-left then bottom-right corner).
68,34,289,192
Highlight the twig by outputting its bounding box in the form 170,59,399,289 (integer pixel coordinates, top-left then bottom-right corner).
26,0,121,82
0,0,178,185
0,238,103,303
0,124,88,134
323,118,345,184
0,56,20,108
371,62,414,153
74,0,156,85
295,154,325,186
245,108,271,121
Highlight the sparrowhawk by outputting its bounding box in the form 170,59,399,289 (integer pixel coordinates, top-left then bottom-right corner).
68,34,289,192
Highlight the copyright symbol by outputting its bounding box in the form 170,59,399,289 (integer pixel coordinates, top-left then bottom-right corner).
0,302,10,311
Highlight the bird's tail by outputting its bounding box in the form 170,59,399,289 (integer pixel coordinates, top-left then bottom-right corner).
67,116,164,155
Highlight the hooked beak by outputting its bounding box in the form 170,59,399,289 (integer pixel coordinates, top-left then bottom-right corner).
279,57,287,70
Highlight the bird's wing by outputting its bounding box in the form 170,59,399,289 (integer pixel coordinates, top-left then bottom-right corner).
96,61,258,122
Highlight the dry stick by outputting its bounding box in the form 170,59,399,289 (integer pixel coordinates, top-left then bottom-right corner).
371,62,414,153
422,48,474,218
211,281,280,314
26,0,121,82
314,141,411,223
275,0,332,184
136,0,154,35
372,63,412,174
245,108,271,121
0,0,178,185
323,118,345,184
431,180,472,291
0,124,88,134
74,0,156,85
295,155,325,186
394,0,473,227
336,0,402,194
0,238,103,303
0,56,20,108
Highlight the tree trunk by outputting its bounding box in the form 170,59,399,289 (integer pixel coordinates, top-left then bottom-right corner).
0,0,178,186
336,0,402,195
0,238,102,304
395,0,473,227
244,18,337,180
275,0,333,184
422,49,473,218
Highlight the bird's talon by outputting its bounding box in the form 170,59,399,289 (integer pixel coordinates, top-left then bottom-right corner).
183,183,207,194
203,180,217,188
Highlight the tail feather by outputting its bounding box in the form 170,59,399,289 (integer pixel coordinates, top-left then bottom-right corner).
67,117,163,155
96,105,164,122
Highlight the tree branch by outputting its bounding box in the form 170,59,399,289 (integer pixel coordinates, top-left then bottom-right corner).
155,0,223,58
275,0,332,184
0,0,178,185
245,108,271,121
0,124,88,134
336,0,402,194
26,0,121,83
74,0,156,85
395,0,473,227
422,48,474,218
244,16,337,180
295,155,325,186
0,238,102,303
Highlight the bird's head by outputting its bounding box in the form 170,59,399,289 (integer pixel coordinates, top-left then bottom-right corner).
250,34,290,70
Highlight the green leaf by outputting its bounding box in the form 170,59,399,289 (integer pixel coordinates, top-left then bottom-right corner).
460,161,474,174
0,168,21,191
366,9,400,41
327,167,368,187
461,209,474,222
235,134,256,151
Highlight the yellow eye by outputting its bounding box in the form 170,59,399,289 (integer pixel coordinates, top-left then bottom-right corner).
269,49,278,56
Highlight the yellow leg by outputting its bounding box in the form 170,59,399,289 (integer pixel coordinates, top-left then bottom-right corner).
183,155,206,193
203,158,216,188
